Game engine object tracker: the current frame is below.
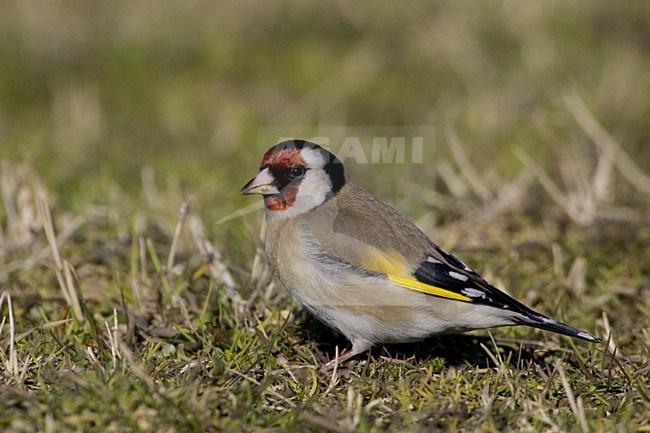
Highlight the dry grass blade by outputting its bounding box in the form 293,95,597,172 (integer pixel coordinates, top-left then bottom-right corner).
227,368,297,409
436,161,469,198
215,200,265,225
3,293,19,377
247,217,271,292
0,161,44,247
515,144,614,226
41,318,74,329
600,311,618,356
38,196,84,323
516,94,643,227
105,321,118,372
445,128,491,201
63,260,85,323
189,214,238,291
138,236,148,282
566,257,587,297
38,196,63,270
167,197,191,272
85,347,105,381
0,163,16,236
141,166,162,209
515,149,576,215
555,359,588,433
117,338,155,390
564,93,650,194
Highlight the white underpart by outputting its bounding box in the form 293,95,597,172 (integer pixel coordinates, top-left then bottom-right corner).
321,294,518,343
454,304,518,329
266,147,333,219
449,271,468,282
271,228,518,345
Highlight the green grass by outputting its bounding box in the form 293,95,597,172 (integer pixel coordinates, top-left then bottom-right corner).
1,1,649,432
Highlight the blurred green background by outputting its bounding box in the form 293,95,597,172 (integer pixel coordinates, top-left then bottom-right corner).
1,0,649,237
1,2,650,430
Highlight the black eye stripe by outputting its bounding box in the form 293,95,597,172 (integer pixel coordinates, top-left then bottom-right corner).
269,165,308,190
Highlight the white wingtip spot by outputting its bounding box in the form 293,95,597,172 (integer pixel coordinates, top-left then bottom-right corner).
577,331,596,341
461,288,486,299
426,256,442,264
449,271,468,282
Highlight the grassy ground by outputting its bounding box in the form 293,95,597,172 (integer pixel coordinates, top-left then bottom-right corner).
1,1,649,432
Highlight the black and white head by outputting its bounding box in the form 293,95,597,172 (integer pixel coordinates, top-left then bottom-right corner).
241,140,345,218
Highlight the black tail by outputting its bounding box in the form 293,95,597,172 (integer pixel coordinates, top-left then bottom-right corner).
515,314,601,343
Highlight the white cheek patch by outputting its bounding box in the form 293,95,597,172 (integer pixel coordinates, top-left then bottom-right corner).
266,169,333,219
300,147,327,169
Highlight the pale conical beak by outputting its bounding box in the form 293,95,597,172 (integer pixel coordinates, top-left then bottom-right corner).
241,168,280,195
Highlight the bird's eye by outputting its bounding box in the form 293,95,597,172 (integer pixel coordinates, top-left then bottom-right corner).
289,166,306,178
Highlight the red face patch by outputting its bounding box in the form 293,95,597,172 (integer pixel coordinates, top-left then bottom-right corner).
260,146,306,211
261,147,306,170
263,182,300,211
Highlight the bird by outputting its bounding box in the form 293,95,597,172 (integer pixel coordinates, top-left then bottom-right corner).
241,139,599,367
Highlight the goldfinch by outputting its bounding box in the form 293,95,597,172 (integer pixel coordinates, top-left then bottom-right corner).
241,139,599,365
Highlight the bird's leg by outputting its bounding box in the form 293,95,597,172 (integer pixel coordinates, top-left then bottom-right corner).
320,340,372,372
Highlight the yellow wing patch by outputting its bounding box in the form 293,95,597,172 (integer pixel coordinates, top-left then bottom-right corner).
388,275,471,302
360,248,411,276
360,248,472,302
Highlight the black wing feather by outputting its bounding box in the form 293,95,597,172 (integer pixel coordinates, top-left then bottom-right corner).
414,249,600,342
415,249,537,317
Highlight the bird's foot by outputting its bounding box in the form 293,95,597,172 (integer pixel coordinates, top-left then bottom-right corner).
320,340,372,373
